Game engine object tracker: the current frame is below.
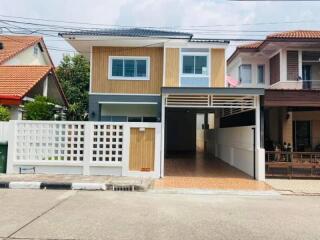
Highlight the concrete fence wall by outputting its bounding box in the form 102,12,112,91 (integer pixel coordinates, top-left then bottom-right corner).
0,121,10,143
205,126,256,178
6,120,161,178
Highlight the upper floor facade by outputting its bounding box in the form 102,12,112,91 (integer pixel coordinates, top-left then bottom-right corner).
0,35,53,66
227,30,320,90
60,28,229,96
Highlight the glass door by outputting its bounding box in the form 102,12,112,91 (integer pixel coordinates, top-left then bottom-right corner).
302,65,311,89
293,120,311,151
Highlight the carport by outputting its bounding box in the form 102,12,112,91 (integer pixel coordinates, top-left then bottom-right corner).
159,87,265,185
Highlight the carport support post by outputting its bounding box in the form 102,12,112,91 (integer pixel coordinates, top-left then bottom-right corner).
160,95,165,178
255,96,265,181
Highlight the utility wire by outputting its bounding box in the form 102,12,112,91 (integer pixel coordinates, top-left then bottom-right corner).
0,13,318,29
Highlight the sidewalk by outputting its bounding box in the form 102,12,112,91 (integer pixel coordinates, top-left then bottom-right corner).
266,179,320,195
0,174,153,191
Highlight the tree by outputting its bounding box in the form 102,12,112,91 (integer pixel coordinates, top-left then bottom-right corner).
24,96,56,120
56,54,90,120
0,105,10,121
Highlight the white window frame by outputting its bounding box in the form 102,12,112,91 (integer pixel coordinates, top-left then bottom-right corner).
180,52,209,78
108,56,150,81
239,64,252,84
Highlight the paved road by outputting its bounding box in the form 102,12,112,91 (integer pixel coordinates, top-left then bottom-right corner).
0,190,319,240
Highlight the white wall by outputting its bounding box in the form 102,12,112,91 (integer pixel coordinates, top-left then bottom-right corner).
0,122,10,142
4,45,49,66
8,106,22,120
227,55,270,88
6,121,162,178
205,126,255,177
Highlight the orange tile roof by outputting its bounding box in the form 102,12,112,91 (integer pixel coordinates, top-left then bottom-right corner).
267,30,320,39
0,35,42,64
237,41,263,50
0,65,51,99
228,30,320,64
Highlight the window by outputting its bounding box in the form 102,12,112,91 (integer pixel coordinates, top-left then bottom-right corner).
128,117,142,122
182,55,208,76
33,46,38,55
143,117,158,122
239,64,252,84
257,65,265,84
109,57,149,80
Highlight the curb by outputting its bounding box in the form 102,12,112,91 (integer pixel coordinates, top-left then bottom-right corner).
0,181,147,191
148,188,281,196
40,182,72,190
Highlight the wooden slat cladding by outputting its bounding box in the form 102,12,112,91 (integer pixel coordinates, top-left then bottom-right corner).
164,48,179,87
287,51,299,80
129,128,155,172
92,47,163,94
269,53,280,85
211,49,225,87
265,89,320,107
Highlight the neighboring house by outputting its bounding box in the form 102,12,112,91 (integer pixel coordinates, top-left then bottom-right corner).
0,35,67,119
228,30,320,178
60,28,265,180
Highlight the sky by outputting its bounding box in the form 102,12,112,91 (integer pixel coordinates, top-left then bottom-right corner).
1,0,320,65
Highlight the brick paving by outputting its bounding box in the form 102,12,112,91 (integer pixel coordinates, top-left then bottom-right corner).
153,153,271,191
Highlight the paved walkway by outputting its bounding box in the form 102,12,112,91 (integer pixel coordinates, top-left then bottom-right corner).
154,152,271,191
267,179,320,195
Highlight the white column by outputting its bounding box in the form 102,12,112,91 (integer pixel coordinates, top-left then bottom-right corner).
82,122,94,175
160,95,166,178
280,49,286,81
255,96,261,149
255,96,265,181
43,76,48,97
121,124,131,177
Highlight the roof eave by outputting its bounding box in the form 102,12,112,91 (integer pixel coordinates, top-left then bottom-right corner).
227,48,259,65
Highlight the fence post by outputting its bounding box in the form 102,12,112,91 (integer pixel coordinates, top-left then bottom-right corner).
121,123,131,176
6,121,16,174
83,122,94,175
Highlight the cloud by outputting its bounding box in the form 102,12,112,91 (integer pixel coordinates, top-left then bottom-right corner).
1,0,320,64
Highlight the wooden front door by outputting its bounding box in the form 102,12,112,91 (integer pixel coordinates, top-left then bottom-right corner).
129,128,155,172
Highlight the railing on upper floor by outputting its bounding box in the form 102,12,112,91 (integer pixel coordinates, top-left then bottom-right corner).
269,80,320,90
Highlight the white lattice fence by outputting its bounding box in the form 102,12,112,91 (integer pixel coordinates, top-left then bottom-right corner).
15,121,85,162
92,123,123,163
6,121,161,177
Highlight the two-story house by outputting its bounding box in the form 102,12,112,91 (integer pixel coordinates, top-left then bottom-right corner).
0,35,67,119
228,30,320,178
61,28,265,181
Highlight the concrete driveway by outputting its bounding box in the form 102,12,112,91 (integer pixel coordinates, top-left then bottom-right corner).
0,190,319,240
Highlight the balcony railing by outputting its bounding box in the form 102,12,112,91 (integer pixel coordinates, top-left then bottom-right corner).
266,151,320,178
269,80,320,90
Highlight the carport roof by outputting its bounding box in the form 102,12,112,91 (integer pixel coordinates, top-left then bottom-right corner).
161,87,265,95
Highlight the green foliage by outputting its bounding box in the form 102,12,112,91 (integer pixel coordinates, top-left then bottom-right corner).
56,54,90,121
0,105,10,121
24,96,56,120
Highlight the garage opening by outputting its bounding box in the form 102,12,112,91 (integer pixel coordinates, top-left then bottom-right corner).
164,107,256,179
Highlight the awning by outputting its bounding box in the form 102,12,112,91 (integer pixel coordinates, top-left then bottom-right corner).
265,89,320,107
